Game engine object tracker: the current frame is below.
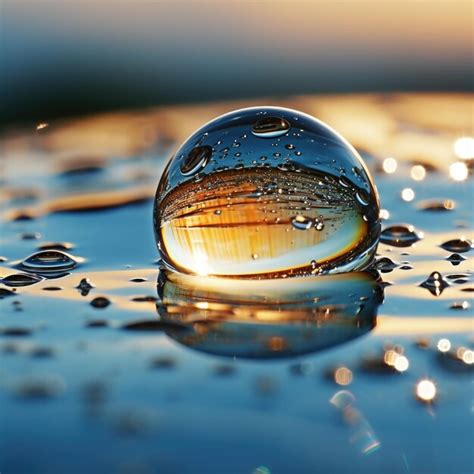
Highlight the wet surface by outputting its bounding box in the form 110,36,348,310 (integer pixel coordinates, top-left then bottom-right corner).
0,94,472,473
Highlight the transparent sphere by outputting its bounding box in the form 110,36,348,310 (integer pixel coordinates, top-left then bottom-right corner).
153,107,380,278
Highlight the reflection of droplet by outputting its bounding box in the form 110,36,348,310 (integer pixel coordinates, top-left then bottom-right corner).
1,273,43,287
154,107,381,277
252,116,290,138
180,145,212,175
449,161,468,181
440,238,472,253
420,271,449,296
380,225,422,247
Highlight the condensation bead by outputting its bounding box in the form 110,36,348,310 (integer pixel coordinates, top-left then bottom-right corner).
153,107,380,278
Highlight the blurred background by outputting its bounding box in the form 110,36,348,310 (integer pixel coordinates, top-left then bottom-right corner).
1,0,473,128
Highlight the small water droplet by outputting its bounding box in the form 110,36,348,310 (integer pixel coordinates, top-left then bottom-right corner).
440,238,472,253
380,225,423,247
90,296,111,309
420,271,449,296
374,257,399,273
1,273,43,287
291,215,313,230
449,301,470,310
252,117,290,138
446,253,466,265
180,145,212,175
285,144,295,150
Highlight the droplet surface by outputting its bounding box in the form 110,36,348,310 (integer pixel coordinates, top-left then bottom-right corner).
1,273,43,287
380,224,422,247
154,107,380,277
420,271,449,296
19,250,80,274
440,238,472,253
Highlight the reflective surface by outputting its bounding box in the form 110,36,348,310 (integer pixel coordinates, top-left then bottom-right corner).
0,94,472,474
157,270,383,358
154,107,380,277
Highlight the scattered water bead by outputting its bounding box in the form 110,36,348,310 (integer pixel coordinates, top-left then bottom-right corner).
420,271,449,296
380,224,423,247
19,250,81,274
440,238,472,253
446,253,466,266
90,296,111,309
449,301,470,310
1,273,43,287
37,241,75,251
374,257,399,273
76,278,94,296
0,288,16,298
154,107,380,277
417,199,455,212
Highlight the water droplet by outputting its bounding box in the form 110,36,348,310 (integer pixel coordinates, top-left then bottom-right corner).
180,145,212,175
380,225,422,247
76,278,94,296
252,116,290,138
154,107,380,277
417,199,455,212
449,301,470,310
374,257,399,273
19,250,80,274
1,273,43,287
420,271,449,296
13,375,65,399
291,215,313,230
90,296,111,309
446,253,466,265
0,288,16,299
37,241,75,251
440,238,472,253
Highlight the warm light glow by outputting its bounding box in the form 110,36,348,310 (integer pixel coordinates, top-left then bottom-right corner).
193,250,212,276
449,162,468,181
394,355,409,372
36,122,49,130
457,347,474,365
416,379,436,402
334,367,353,385
454,137,474,160
401,188,415,202
410,165,426,181
437,338,451,352
379,209,390,220
383,157,397,174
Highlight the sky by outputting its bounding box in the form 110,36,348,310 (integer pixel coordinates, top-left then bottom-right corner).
1,1,472,126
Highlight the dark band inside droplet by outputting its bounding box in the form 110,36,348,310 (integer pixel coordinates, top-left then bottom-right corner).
180,145,212,175
252,117,290,138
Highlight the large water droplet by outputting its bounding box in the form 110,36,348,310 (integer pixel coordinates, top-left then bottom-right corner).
19,250,80,274
180,145,212,176
380,224,422,247
252,116,290,138
154,107,380,277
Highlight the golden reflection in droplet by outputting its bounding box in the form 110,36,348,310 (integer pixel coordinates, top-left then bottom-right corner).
410,165,426,181
416,379,436,403
443,199,455,210
334,367,353,386
379,209,390,220
454,137,474,160
383,157,398,174
267,336,286,352
401,188,415,202
36,122,49,131
437,338,451,353
449,161,468,181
